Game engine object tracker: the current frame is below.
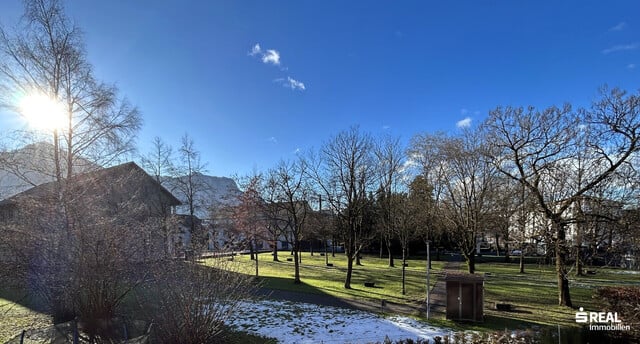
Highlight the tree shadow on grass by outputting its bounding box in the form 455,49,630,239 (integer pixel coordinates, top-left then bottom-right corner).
254,275,360,310
0,277,49,315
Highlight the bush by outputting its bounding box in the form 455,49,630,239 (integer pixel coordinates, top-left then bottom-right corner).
595,286,640,339
136,259,258,344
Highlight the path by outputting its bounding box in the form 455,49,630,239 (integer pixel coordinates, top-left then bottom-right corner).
424,260,462,316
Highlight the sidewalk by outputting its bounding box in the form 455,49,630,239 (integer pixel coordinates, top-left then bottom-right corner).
425,261,462,316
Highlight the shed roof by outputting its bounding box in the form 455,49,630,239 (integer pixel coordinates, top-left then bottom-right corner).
444,272,485,282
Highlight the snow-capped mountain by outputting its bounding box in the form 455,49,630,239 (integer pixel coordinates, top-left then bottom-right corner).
0,142,96,200
162,173,241,219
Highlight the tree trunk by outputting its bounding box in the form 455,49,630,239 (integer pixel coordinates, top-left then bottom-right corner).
504,241,510,263
324,239,329,265
294,247,301,284
519,250,525,273
387,239,394,267
254,244,259,277
249,242,255,260
379,233,383,259
575,229,584,276
495,233,500,256
344,255,353,289
272,239,279,261
466,251,475,274
356,253,362,266
555,222,572,307
575,246,583,276
401,247,406,295
53,130,62,184
310,241,314,256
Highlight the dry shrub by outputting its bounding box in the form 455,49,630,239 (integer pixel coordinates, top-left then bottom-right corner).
137,258,258,344
596,286,640,339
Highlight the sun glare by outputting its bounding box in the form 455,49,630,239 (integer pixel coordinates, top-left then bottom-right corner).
19,93,66,131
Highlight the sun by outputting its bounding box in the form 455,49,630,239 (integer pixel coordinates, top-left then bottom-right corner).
19,93,66,131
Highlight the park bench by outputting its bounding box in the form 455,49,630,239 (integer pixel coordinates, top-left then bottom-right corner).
495,303,512,311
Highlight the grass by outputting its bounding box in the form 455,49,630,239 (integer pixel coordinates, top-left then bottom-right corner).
0,288,50,343
203,251,444,305
472,261,639,328
208,251,640,331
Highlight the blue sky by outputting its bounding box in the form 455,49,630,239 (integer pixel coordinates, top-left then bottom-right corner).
1,1,638,177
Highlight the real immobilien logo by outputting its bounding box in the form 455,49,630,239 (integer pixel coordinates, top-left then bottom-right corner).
576,307,631,331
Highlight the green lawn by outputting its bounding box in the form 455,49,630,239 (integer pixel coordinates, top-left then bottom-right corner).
208,252,640,330
203,251,444,306
0,289,50,343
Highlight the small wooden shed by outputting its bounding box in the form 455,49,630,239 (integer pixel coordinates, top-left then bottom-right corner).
445,272,484,322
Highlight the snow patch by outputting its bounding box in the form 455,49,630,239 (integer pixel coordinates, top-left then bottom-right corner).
228,300,451,344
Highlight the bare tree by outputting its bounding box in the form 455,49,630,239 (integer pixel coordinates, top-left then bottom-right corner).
483,87,640,307
407,133,449,263
374,135,404,267
386,192,413,295
267,158,311,284
312,126,379,289
140,136,174,185
0,0,141,187
233,173,267,276
140,136,176,256
172,134,209,251
441,131,497,273
406,175,439,266
261,176,286,262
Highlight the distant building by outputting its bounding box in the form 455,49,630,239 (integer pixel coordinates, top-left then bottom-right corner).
506,195,626,261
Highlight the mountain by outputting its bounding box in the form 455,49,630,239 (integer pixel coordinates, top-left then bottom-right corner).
162,173,241,219
0,142,96,200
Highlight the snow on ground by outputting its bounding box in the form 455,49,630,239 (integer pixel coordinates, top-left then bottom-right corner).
228,299,452,344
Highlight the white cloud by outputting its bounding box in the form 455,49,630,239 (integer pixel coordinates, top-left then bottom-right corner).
267,136,278,144
274,77,306,91
249,43,281,65
602,43,639,54
292,148,301,154
251,43,307,91
628,63,636,70
286,77,305,91
456,117,472,128
262,49,281,65
382,125,390,130
609,22,626,31
249,43,261,56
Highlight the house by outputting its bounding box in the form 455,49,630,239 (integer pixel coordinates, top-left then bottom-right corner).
0,162,182,263
208,198,335,254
